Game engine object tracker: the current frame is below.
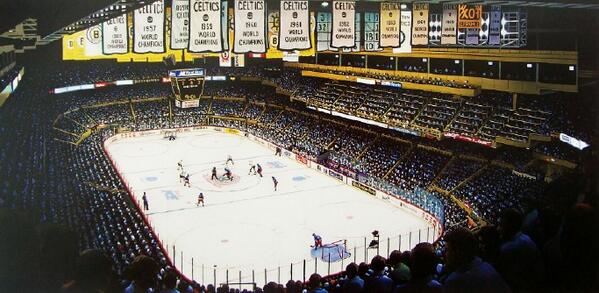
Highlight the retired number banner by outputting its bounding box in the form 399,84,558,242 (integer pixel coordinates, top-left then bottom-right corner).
488,5,501,46
441,4,457,45
379,2,401,47
189,0,223,52
102,14,128,54
458,4,482,29
279,0,311,50
331,1,355,48
234,0,267,53
133,0,165,53
411,3,429,45
170,0,189,49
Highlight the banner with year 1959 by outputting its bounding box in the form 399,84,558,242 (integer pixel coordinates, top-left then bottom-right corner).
331,0,355,48
133,0,165,53
189,0,223,52
279,0,311,50
233,0,267,53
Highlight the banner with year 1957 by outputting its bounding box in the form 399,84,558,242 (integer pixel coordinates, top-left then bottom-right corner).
133,0,165,53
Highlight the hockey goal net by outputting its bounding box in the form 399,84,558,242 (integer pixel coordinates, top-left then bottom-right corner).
312,239,351,263
161,130,178,139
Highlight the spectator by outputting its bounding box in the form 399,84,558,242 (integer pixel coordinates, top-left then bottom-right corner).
496,208,543,291
341,263,364,293
388,250,411,285
394,243,441,293
308,274,328,293
364,255,393,293
61,249,116,293
160,270,179,293
124,255,160,293
442,227,510,293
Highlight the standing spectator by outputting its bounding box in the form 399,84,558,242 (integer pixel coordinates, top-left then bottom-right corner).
442,227,510,293
394,243,441,292
308,274,328,293
160,270,179,293
496,208,543,292
61,249,116,293
388,250,411,286
364,255,393,293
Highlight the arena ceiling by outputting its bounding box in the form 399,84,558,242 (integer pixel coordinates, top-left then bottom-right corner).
1,0,598,46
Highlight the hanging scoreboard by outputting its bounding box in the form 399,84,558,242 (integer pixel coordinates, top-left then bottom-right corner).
169,68,205,108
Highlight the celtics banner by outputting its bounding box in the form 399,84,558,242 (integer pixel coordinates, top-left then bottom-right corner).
170,0,189,50
441,4,457,45
279,0,311,50
411,3,428,45
133,0,165,53
189,0,223,52
233,0,267,53
379,2,401,48
102,14,128,54
393,9,411,53
331,1,355,48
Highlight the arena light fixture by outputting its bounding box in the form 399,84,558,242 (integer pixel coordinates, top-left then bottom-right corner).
321,1,329,7
569,65,575,71
454,60,460,64
422,58,428,63
526,63,533,68
488,61,494,66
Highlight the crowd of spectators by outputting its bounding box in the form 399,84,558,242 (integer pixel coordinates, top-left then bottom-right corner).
1,58,595,292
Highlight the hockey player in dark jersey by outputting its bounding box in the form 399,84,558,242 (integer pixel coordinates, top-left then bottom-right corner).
211,167,217,180
272,176,278,191
256,163,263,177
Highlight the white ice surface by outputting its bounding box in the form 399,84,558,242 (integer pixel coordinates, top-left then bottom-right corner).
105,129,433,286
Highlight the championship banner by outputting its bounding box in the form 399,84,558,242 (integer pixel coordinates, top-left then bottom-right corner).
133,0,165,53
466,28,479,45
488,5,501,46
393,9,411,53
85,25,103,56
411,3,428,45
233,0,267,53
189,0,223,52
441,4,457,45
331,1,355,48
458,4,482,29
170,0,189,50
102,14,128,54
379,2,400,47
279,0,311,51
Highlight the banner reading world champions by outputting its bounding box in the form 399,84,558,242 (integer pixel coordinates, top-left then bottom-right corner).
102,14,128,54
411,3,429,45
379,2,401,48
189,0,223,52
331,0,356,48
133,0,165,53
279,0,311,50
233,0,267,53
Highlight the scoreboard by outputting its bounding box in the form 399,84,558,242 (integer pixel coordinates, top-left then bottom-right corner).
169,68,205,108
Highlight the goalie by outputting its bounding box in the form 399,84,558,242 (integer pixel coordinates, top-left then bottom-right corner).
312,233,323,249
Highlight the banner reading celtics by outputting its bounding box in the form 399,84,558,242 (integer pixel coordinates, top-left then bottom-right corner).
441,4,457,45
331,1,355,48
170,0,189,50
279,0,311,50
102,14,128,54
234,0,267,53
133,0,165,53
379,2,400,48
189,0,223,52
412,3,428,45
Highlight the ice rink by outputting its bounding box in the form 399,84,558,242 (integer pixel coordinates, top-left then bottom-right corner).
104,128,435,287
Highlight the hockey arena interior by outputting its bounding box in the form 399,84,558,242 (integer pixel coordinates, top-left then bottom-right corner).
0,0,598,292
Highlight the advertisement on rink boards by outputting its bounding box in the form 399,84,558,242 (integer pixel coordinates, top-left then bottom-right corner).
133,0,165,53
279,0,311,50
379,2,401,48
233,0,267,53
189,0,223,52
331,0,356,48
170,0,189,50
102,14,128,54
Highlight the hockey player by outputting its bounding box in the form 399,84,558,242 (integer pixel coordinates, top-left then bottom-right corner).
142,192,149,211
197,192,204,207
226,155,234,165
177,160,183,171
179,171,186,183
275,146,282,157
224,166,233,181
211,167,218,180
248,160,256,175
184,174,191,187
312,233,323,249
256,163,263,177
272,176,278,191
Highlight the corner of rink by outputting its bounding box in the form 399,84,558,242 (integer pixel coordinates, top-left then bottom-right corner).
102,126,443,287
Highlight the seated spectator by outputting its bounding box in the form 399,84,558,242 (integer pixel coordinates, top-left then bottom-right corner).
364,255,394,293
387,250,411,285
308,274,328,293
497,208,543,292
340,263,364,293
394,243,441,293
61,249,116,293
124,255,160,293
442,227,510,293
